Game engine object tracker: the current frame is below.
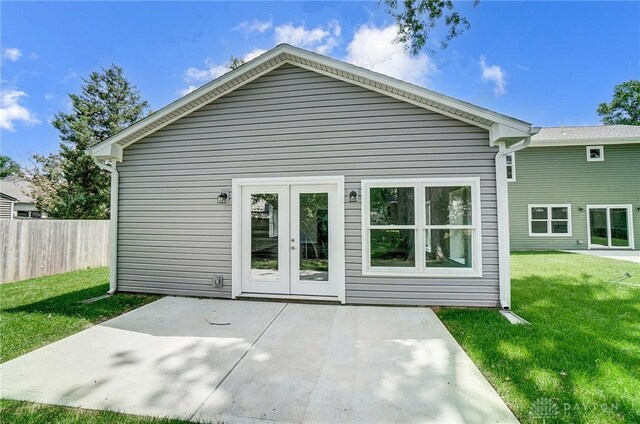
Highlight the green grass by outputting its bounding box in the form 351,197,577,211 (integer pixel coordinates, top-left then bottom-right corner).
0,399,198,424
0,267,160,363
437,251,640,423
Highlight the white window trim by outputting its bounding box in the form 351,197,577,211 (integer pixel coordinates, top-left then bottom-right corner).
361,177,483,278
586,204,634,250
528,204,572,237
506,153,516,182
586,145,604,162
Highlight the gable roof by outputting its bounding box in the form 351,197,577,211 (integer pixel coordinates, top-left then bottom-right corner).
531,125,640,147
0,178,34,203
90,44,535,161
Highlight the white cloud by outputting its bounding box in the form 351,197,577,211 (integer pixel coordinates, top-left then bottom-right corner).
274,20,341,54
183,48,267,84
0,89,40,131
479,56,507,96
44,93,55,101
178,85,198,96
179,48,268,95
60,70,77,83
235,18,273,35
3,48,22,61
345,24,435,86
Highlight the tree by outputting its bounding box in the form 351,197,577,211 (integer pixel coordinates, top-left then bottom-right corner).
229,55,245,70
382,0,479,55
597,80,640,125
25,154,65,215
0,155,22,178
43,65,150,219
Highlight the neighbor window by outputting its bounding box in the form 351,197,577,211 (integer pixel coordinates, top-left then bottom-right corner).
528,204,572,236
586,145,604,162
362,178,482,277
506,153,516,182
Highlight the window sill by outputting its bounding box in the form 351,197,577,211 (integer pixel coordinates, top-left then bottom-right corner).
362,269,483,279
528,233,573,237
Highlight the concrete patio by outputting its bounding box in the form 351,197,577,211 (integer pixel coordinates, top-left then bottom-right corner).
0,297,518,423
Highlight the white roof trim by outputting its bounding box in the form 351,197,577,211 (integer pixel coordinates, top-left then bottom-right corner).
89,44,533,160
530,137,640,147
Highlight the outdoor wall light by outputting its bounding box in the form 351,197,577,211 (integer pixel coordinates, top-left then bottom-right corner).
217,191,229,204
349,190,359,203
577,207,585,212
636,206,640,212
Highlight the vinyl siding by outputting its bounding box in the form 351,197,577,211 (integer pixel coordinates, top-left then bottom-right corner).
117,63,500,306
509,144,640,250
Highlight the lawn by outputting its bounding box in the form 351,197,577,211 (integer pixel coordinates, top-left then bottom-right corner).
0,399,197,424
437,251,640,423
0,267,160,363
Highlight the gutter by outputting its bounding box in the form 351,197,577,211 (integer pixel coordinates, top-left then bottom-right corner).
494,128,540,309
93,157,119,295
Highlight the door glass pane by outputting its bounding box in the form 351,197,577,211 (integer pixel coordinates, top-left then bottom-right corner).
610,208,629,247
589,209,608,246
370,187,414,225
370,229,415,267
251,193,279,280
425,229,472,268
299,193,329,281
425,186,472,225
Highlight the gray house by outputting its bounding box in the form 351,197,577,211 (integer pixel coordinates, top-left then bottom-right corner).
0,178,44,219
89,44,537,308
508,125,639,251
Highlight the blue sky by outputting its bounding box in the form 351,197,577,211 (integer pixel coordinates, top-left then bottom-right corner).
1,1,639,165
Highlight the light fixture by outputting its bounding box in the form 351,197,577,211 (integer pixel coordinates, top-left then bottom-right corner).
577,207,585,212
217,191,228,204
349,190,358,203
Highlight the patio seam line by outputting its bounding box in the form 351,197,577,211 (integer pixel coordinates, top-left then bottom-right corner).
187,302,289,421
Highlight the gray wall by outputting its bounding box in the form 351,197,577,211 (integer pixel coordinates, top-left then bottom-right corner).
117,64,500,306
509,144,640,250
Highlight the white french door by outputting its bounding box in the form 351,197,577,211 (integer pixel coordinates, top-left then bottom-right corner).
587,205,634,249
237,178,344,299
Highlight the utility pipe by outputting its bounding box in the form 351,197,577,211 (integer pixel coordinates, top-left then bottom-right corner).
93,157,119,295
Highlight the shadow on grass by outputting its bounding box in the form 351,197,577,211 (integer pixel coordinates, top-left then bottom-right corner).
4,284,160,323
438,272,640,423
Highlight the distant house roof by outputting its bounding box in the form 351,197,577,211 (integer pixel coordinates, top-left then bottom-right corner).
0,179,34,203
89,44,535,162
531,125,640,146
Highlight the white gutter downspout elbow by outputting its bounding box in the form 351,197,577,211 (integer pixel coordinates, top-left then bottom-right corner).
495,134,535,309
93,157,119,295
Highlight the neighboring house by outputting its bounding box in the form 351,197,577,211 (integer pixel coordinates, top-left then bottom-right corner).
0,178,44,219
508,125,640,251
89,44,538,308
0,193,18,219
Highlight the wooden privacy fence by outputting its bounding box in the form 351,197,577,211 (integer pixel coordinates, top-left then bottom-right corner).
1,220,110,283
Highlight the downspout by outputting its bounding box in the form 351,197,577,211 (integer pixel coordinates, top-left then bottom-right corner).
494,132,538,309
93,157,119,295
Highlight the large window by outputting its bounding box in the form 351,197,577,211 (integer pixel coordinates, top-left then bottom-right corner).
528,204,572,236
362,178,482,277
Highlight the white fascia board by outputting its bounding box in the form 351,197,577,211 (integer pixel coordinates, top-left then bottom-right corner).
89,44,533,157
91,143,123,161
88,45,291,156
490,122,538,147
530,137,640,147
